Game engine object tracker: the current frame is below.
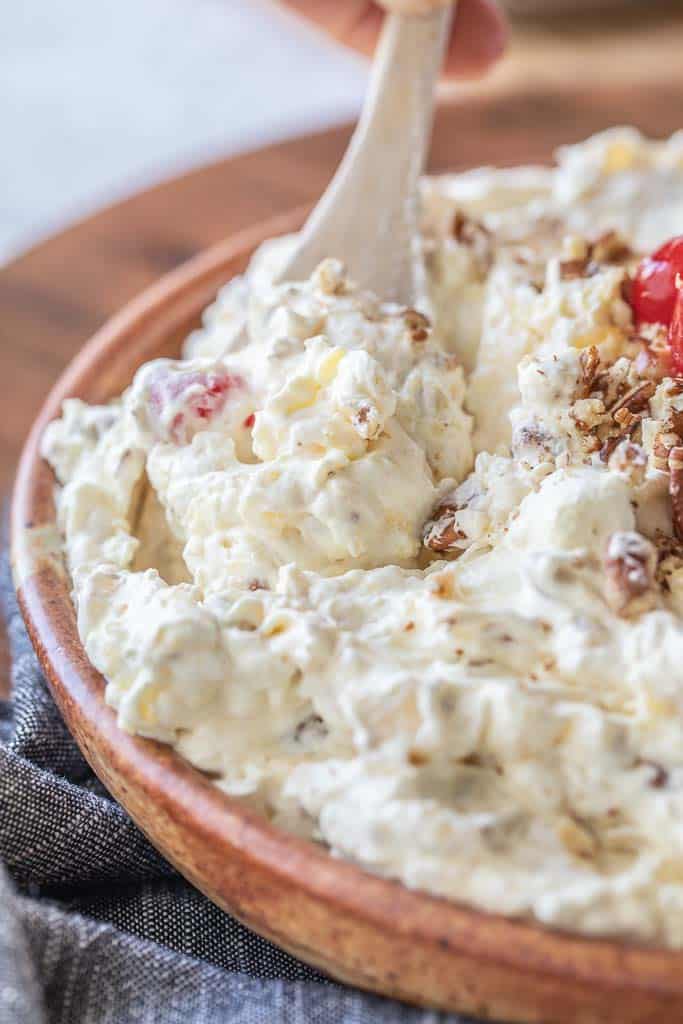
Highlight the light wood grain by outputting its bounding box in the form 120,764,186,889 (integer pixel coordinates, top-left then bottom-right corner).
452,1,683,102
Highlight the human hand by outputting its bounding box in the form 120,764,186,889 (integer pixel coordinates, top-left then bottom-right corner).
278,0,507,79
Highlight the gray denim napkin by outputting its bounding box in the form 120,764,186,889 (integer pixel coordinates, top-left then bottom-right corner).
0,551,472,1024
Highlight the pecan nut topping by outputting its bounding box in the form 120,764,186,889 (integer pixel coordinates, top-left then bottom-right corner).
579,345,600,397
451,209,491,246
603,531,659,617
451,210,493,273
590,230,633,264
610,380,656,419
404,308,430,343
652,429,681,472
422,497,466,553
559,258,599,281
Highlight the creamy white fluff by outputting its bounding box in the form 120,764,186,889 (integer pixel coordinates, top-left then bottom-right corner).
42,129,683,947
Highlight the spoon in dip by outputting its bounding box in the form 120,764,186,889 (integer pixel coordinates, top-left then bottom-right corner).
277,4,454,305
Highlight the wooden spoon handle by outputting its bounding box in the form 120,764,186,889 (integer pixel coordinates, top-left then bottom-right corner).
280,5,454,304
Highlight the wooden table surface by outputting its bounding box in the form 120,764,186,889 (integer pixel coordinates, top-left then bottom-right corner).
2,3,682,698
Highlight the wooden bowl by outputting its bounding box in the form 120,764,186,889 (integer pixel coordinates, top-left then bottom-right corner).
11,207,683,1024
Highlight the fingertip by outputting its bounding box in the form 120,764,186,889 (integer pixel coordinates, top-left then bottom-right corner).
443,0,509,79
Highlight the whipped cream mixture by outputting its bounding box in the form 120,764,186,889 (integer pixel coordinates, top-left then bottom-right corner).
43,129,683,946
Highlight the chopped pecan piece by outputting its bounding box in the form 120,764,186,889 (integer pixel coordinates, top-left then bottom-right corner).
654,528,683,564
610,380,656,419
404,308,430,342
650,763,669,789
451,209,493,273
590,230,633,264
559,258,599,281
452,209,491,245
352,402,383,440
600,411,645,461
423,497,466,554
579,345,600,396
652,429,681,472
613,406,642,432
424,516,465,553
248,579,269,592
603,531,658,617
293,713,328,744
669,446,683,541
599,435,621,462
636,758,669,789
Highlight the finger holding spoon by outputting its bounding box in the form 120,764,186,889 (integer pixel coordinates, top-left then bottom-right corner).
276,0,508,78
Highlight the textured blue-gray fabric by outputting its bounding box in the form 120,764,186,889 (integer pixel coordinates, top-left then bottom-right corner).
0,554,470,1024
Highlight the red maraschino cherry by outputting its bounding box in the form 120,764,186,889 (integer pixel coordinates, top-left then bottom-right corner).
631,235,683,376
632,236,683,327
148,368,245,444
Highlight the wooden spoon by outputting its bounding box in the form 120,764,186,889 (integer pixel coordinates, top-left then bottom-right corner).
278,5,454,304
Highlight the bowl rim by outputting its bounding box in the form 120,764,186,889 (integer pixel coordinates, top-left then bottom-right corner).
11,205,683,1017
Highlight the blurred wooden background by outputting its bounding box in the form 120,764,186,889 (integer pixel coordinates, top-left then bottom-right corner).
1,1,683,695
